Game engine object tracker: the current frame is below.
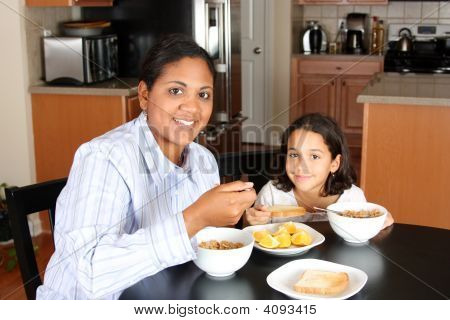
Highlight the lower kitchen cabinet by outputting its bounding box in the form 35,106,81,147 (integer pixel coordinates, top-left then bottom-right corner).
290,56,383,142
31,93,141,182
290,75,336,122
339,75,372,135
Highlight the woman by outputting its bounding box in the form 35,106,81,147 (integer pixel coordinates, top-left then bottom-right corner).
37,34,256,299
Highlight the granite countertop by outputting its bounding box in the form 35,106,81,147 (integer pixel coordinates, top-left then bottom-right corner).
293,53,384,62
29,78,139,96
357,73,450,107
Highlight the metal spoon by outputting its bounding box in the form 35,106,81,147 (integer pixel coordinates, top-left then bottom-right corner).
313,206,344,215
314,206,374,218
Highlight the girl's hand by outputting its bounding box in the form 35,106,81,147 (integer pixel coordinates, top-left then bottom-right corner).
245,204,271,226
382,211,394,229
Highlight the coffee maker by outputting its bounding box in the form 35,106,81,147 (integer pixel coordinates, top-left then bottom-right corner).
302,21,327,54
346,13,369,54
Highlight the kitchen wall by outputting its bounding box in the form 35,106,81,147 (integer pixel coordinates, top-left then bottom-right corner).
293,1,450,53
0,1,32,188
25,7,79,85
270,0,292,131
292,2,304,65
0,4,78,185
0,3,78,233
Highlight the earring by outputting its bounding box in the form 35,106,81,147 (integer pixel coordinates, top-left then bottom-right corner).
142,109,148,119
331,172,335,178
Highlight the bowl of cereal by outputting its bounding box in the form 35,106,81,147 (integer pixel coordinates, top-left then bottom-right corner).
193,227,254,277
326,202,388,244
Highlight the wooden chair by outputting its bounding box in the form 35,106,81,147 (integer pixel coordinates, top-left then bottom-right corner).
5,178,67,300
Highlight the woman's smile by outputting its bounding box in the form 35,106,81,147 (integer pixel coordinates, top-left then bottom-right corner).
173,117,195,127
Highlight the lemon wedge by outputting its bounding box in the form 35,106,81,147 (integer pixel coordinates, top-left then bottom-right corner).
291,229,312,246
274,233,292,248
282,221,297,234
252,230,270,243
259,234,280,249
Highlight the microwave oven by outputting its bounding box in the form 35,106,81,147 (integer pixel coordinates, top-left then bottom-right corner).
44,34,118,85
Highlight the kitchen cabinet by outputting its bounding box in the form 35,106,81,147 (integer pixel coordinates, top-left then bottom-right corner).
339,75,372,135
290,75,336,122
358,74,450,229
290,56,383,140
31,93,140,182
295,0,387,4
26,0,112,7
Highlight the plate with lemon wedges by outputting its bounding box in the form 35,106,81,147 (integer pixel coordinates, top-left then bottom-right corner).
243,222,325,256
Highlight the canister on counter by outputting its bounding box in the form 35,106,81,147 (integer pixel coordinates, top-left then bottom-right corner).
329,42,337,54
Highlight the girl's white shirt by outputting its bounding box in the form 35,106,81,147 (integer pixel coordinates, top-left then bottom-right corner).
255,181,366,223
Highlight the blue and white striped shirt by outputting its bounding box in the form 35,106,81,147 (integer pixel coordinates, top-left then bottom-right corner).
37,112,219,299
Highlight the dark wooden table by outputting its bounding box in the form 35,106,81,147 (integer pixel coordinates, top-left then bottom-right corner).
120,222,450,300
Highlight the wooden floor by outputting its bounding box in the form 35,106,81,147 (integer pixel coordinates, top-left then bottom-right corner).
0,233,54,300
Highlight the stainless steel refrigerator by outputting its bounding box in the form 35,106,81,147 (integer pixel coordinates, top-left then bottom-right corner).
193,0,242,121
83,0,242,121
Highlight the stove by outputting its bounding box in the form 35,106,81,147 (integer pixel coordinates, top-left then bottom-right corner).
384,23,450,74
384,42,450,74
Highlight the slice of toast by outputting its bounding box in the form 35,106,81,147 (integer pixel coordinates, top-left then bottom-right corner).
268,205,306,218
294,269,349,295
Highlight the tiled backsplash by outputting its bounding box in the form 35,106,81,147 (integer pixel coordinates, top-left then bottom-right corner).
293,1,450,53
25,7,78,85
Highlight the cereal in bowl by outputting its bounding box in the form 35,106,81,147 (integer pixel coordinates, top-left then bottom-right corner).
198,240,244,250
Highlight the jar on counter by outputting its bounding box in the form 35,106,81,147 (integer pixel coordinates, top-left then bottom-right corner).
329,42,337,54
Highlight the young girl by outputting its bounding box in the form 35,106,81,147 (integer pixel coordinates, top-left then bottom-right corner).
245,113,393,228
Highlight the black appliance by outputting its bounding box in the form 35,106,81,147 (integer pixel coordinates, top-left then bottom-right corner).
384,23,450,74
83,0,242,122
310,26,322,53
301,20,327,53
384,41,450,74
345,13,369,54
346,30,363,54
82,0,193,77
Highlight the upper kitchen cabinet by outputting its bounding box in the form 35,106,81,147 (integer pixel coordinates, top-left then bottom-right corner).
295,0,387,4
26,0,113,7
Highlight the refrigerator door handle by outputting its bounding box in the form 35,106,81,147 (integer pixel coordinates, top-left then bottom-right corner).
215,63,227,73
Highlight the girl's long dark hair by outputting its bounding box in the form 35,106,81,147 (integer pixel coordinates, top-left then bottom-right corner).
273,113,356,196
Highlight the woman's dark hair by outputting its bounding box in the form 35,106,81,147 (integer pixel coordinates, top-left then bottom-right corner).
139,33,215,90
273,113,356,196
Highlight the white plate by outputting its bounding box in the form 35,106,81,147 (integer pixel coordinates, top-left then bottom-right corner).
266,259,368,300
243,222,325,256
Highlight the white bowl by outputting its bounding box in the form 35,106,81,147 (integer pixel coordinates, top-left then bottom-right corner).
327,202,387,243
193,227,254,277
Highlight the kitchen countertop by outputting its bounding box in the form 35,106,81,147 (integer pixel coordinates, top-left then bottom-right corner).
29,78,139,96
357,73,450,107
293,53,384,61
